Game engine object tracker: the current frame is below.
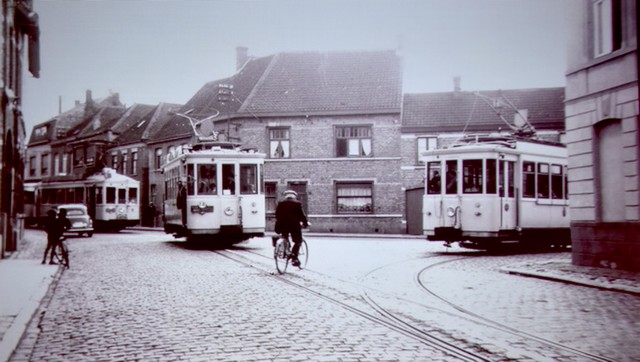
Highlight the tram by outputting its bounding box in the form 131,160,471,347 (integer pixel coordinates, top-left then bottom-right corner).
29,168,141,231
161,140,266,243
423,135,570,249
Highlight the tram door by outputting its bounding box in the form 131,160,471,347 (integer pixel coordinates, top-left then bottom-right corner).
220,163,240,225
499,160,516,230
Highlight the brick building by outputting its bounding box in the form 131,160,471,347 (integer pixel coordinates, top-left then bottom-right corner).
565,0,638,271
1,0,39,256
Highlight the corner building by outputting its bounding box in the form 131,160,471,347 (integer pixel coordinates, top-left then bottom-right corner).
565,0,639,271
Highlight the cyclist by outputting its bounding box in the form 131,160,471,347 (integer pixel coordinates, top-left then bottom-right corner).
41,210,59,264
275,190,308,267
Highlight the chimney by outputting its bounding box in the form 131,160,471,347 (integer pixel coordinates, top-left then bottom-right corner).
236,46,248,70
84,89,95,114
453,76,461,92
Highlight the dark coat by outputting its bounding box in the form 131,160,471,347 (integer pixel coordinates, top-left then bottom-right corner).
275,198,308,234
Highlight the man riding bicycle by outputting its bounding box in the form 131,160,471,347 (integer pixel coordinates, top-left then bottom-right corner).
275,190,308,267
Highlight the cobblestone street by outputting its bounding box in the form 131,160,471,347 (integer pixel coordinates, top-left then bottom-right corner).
7,230,640,361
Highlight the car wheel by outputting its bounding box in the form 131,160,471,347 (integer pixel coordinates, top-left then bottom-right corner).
88,232,93,237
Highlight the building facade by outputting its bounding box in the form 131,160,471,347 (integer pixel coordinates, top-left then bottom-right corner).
1,0,39,256
565,0,638,271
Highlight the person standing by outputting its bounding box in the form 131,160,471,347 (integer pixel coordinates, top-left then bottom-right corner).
42,210,59,264
177,180,187,226
275,190,308,267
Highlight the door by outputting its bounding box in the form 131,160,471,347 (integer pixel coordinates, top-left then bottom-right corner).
406,188,424,235
499,160,516,230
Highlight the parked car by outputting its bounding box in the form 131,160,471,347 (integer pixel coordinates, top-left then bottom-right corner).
55,204,94,237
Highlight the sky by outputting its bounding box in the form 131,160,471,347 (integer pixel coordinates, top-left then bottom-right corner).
21,0,569,136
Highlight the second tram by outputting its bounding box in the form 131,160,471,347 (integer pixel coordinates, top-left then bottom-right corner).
28,168,141,231
423,136,570,249
162,141,266,243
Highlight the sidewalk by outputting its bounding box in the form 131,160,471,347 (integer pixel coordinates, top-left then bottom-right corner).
0,229,638,362
0,230,59,362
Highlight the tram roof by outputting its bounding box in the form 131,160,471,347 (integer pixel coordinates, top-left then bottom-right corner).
425,136,567,158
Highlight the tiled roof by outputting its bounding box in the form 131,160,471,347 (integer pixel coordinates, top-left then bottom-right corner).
74,106,127,139
28,93,123,145
111,104,157,145
402,87,565,133
150,55,274,142
240,50,402,114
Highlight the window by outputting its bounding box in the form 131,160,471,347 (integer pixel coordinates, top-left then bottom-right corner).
551,164,563,199
537,163,550,198
131,151,138,175
61,154,68,175
155,148,163,169
222,164,236,195
29,156,36,177
41,153,50,176
106,187,116,203
265,182,277,214
427,161,441,194
593,0,622,57
269,128,290,158
187,164,195,196
445,160,457,194
418,137,437,164
198,164,217,195
118,189,127,204
523,162,536,198
336,182,373,214
128,188,138,204
111,152,118,171
486,159,497,194
73,147,84,166
463,160,482,194
96,187,103,204
54,153,60,176
122,152,128,175
240,164,258,194
336,126,372,157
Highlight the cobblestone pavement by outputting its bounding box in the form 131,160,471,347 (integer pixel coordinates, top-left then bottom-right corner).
10,230,464,361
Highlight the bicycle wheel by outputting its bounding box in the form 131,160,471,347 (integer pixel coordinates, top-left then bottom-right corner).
59,242,70,269
274,238,289,274
296,239,308,269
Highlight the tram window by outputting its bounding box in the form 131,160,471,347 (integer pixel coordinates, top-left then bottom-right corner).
75,187,84,203
551,164,563,199
96,188,103,205
486,159,497,194
187,164,195,196
107,187,116,204
118,189,127,204
427,162,441,194
66,188,74,203
523,162,536,198
240,164,258,194
198,164,217,195
128,188,138,204
445,160,457,194
508,161,515,198
463,160,482,194
537,163,550,198
499,161,505,197
55,189,64,203
222,164,236,195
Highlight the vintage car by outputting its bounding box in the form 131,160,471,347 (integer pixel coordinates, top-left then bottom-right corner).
55,204,94,237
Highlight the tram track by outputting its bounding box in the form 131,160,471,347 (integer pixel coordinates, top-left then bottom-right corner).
216,248,492,362
415,258,611,362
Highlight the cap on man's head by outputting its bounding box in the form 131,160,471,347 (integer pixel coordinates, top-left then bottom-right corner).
283,190,297,199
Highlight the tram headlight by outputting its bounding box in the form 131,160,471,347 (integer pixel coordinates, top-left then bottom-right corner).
446,207,455,217
224,207,234,216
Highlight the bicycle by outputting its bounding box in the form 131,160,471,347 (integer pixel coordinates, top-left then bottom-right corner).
273,235,308,274
52,236,70,269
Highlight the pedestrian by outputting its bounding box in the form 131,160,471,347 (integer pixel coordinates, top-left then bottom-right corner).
177,180,187,226
41,209,59,264
148,202,156,227
275,190,308,267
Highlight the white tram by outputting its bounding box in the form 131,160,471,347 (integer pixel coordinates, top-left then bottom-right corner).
423,136,570,249
162,140,266,243
30,168,141,231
